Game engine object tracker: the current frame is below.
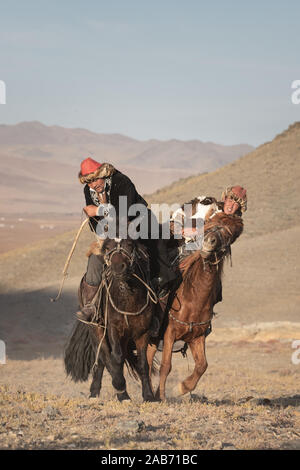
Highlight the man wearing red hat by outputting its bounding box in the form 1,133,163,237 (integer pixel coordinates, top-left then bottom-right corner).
76,158,178,335
78,158,149,230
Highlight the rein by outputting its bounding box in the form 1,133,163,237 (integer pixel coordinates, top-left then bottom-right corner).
168,311,212,333
78,240,158,373
169,223,232,334
101,242,158,313
202,224,233,267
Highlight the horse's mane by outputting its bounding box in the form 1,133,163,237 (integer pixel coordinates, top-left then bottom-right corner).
206,212,244,243
179,251,205,294
179,250,203,278
179,251,225,299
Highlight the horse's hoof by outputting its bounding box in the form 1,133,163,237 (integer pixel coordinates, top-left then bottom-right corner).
117,391,131,402
143,395,157,403
170,383,186,398
89,397,99,403
154,389,164,401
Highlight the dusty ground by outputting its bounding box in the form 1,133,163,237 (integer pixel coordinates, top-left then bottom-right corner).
1,340,300,450
0,222,300,450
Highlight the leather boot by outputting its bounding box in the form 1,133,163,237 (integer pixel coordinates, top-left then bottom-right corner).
76,277,100,322
151,277,169,299
149,303,166,337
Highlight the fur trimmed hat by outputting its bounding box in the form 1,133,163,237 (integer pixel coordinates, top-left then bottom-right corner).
221,185,247,212
78,158,116,184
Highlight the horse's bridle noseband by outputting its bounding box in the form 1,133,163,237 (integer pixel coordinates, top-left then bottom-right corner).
202,224,233,265
103,240,136,269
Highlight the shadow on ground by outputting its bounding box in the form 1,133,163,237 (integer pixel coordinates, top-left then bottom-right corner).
0,286,78,360
187,393,300,408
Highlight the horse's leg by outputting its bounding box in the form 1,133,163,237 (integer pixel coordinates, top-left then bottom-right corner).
155,327,175,401
89,360,105,398
135,334,155,402
146,341,158,395
109,329,130,402
173,335,207,397
88,327,106,398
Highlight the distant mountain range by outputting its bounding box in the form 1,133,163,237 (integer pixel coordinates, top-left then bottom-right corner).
0,121,253,214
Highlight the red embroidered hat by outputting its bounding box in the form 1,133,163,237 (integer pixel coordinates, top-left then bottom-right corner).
78,160,116,184
80,158,102,176
231,185,247,201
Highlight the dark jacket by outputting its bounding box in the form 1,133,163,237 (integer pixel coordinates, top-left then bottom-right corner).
84,169,148,232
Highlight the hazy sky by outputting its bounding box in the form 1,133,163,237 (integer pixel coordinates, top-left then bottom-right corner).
0,0,299,145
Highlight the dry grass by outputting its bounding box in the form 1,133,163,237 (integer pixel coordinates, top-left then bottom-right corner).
1,341,300,450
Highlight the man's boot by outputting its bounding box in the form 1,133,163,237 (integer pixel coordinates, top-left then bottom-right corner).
76,277,100,322
149,303,166,338
151,276,169,299
152,269,182,300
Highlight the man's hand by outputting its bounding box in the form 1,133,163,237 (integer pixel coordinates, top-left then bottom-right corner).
84,205,98,217
183,227,199,238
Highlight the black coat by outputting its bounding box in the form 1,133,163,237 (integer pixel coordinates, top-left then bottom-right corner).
84,169,148,232
83,169,175,281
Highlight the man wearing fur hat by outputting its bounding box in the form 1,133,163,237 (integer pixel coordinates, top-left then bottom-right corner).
76,158,177,335
171,185,247,239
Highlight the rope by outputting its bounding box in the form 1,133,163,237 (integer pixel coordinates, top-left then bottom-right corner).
132,273,158,304
104,276,150,316
168,311,212,332
50,217,90,302
50,211,105,303
91,278,110,373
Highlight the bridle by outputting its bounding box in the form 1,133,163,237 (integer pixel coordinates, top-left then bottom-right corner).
101,239,158,318
172,223,233,269
79,238,158,375
202,224,233,266
103,239,137,272
168,224,233,334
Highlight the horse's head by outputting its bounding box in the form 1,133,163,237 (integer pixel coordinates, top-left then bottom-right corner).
201,212,243,262
202,225,223,253
201,224,233,260
101,237,148,278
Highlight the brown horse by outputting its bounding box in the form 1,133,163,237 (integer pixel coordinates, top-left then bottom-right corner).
147,212,244,400
65,237,157,402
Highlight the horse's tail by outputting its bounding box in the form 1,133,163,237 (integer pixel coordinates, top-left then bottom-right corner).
64,321,95,382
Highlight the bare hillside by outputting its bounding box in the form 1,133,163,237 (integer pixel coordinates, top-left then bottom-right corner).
148,122,300,237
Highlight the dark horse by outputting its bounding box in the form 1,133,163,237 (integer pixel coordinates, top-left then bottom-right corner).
64,237,157,402
147,212,244,400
